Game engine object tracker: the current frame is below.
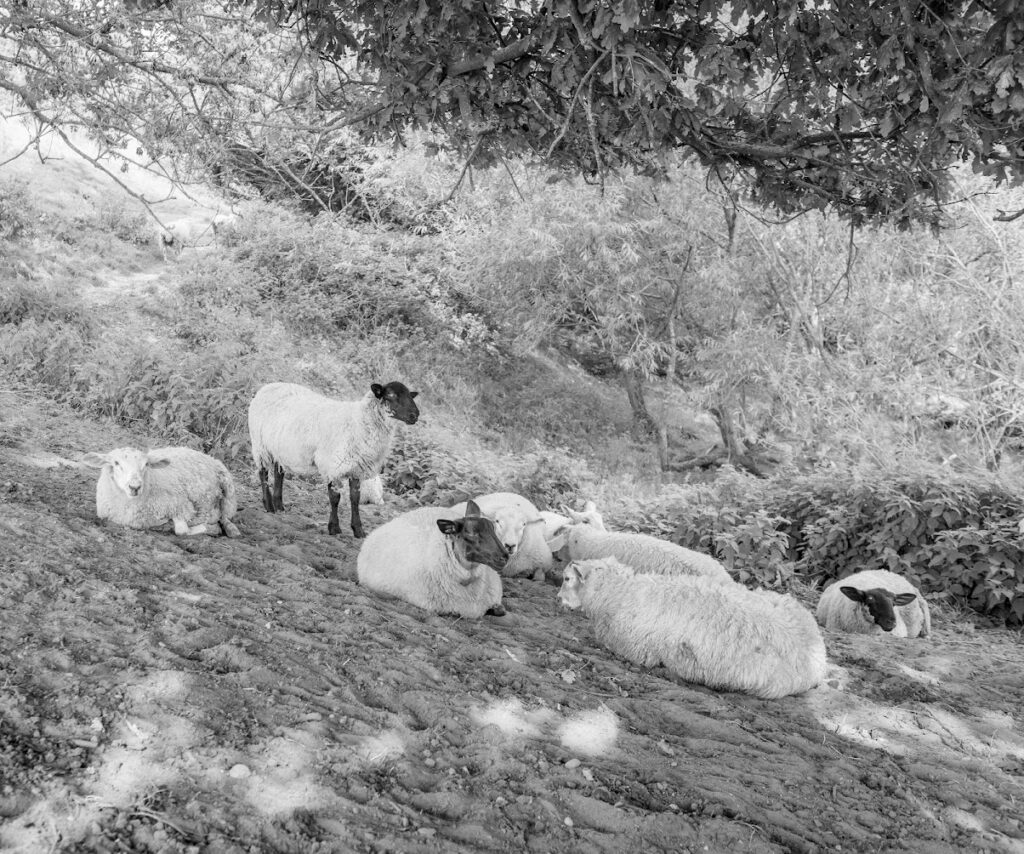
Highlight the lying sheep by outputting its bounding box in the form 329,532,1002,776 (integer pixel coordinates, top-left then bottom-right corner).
540,501,607,541
549,523,732,585
449,492,551,578
816,569,931,638
248,381,419,537
357,500,510,618
361,474,384,505
559,558,827,699
81,446,240,537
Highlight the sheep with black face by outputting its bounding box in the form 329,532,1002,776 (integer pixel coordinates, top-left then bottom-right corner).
248,380,419,538
816,569,931,638
357,500,510,618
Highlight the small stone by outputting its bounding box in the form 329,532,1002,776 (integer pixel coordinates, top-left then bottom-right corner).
228,763,251,779
417,828,436,837
564,817,574,827
564,758,581,769
424,758,436,767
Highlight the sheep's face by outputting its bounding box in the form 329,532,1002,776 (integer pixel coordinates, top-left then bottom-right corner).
558,562,593,609
437,501,510,571
372,381,420,425
840,586,916,632
491,512,527,555
82,447,171,498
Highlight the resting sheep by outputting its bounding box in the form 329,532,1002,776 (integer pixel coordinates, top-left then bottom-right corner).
81,446,240,537
540,501,607,541
357,500,509,618
559,558,827,699
248,381,419,537
449,492,552,578
816,569,931,638
549,524,732,585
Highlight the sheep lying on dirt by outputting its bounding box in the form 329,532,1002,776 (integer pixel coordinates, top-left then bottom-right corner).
549,523,732,585
559,557,828,699
248,381,419,538
816,569,931,638
449,492,552,578
81,446,240,537
357,500,510,618
540,501,607,541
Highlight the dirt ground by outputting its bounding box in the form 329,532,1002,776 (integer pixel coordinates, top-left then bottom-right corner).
1,385,1024,854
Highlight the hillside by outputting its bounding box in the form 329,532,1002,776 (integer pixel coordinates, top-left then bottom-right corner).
2,123,1024,854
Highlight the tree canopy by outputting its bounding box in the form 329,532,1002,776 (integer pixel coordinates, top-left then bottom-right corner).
2,1,1024,225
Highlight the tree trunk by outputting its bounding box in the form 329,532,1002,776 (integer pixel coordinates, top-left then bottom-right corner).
710,402,766,478
623,369,657,437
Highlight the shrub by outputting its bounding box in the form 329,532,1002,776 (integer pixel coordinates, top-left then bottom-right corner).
0,179,33,240
0,280,91,329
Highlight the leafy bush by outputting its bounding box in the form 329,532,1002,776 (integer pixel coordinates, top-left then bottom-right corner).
766,473,1024,624
0,179,33,240
0,319,89,390
0,280,91,329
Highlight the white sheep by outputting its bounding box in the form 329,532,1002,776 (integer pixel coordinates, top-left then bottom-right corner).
549,524,733,585
539,501,607,541
559,558,828,699
81,446,240,537
816,569,931,638
361,474,385,505
357,500,510,618
248,380,419,537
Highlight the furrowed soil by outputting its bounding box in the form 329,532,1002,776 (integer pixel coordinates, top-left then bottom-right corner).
2,388,1024,854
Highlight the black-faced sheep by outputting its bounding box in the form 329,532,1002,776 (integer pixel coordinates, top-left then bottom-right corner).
816,569,931,638
357,500,510,618
559,557,827,699
81,446,240,537
247,381,419,538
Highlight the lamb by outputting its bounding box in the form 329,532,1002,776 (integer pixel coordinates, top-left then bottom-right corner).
559,557,828,699
81,446,240,537
549,523,733,585
248,380,419,537
357,500,510,618
816,569,931,638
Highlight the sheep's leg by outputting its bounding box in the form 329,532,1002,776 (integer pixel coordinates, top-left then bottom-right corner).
220,519,241,538
172,518,209,536
327,482,342,535
258,465,275,513
272,462,285,511
349,477,365,538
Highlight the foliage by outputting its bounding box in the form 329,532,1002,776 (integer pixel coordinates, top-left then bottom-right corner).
5,2,1024,225
0,281,91,330
0,179,33,240
766,472,1024,625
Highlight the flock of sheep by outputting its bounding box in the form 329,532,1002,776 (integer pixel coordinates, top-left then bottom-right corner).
80,379,932,700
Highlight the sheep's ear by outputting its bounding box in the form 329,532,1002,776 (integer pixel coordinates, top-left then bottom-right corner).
81,452,110,469
583,500,597,513
437,518,462,536
893,592,916,606
547,532,568,553
839,586,865,603
371,383,385,399
147,456,172,469
465,499,481,517
410,391,419,399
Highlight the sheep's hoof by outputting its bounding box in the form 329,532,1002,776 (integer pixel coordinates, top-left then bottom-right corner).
485,604,507,617
328,520,341,535
351,526,366,539
273,499,285,512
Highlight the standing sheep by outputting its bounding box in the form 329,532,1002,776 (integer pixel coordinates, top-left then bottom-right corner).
549,524,733,585
81,446,240,537
357,500,510,618
816,569,931,638
248,381,419,537
559,558,827,699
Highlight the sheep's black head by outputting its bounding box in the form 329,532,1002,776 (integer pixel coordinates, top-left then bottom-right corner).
372,381,419,425
840,586,917,632
437,499,510,572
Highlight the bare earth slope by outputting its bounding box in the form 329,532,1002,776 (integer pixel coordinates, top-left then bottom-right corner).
1,388,1024,854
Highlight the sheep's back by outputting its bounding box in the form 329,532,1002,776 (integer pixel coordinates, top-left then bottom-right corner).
581,571,826,698
569,529,732,584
